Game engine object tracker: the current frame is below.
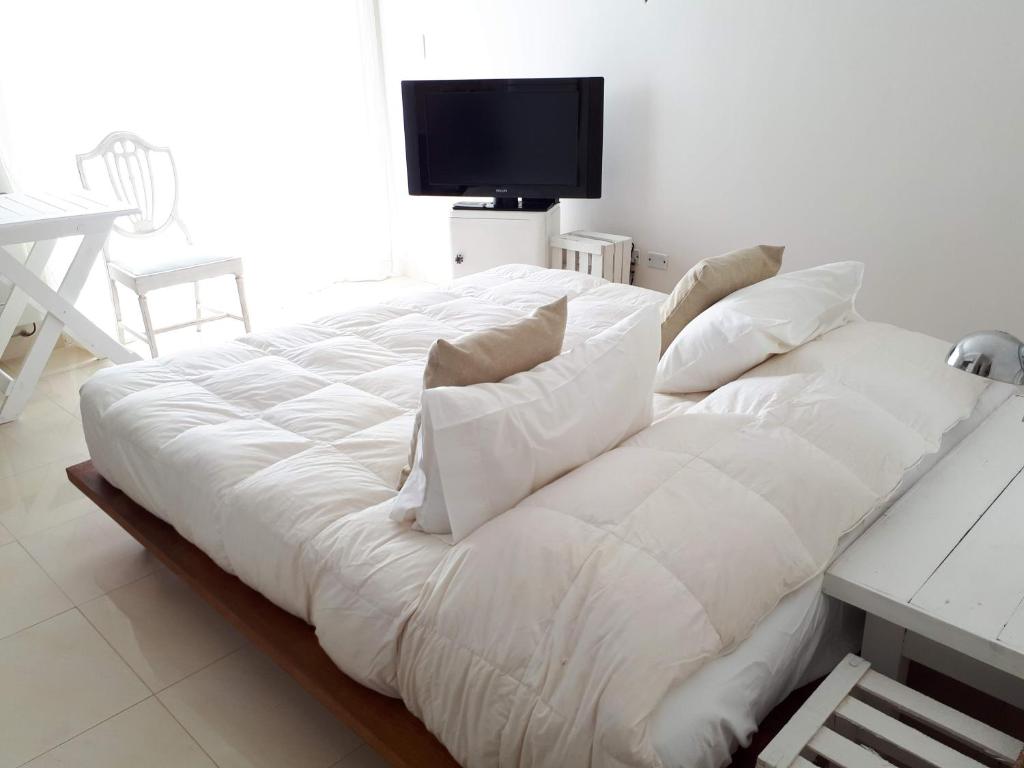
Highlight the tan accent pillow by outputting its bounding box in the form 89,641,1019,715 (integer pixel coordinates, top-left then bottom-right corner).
659,244,784,355
397,295,568,489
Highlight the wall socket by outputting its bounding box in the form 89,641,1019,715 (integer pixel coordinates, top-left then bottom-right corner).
647,251,669,270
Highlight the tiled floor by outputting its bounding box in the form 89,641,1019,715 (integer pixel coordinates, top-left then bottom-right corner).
0,276,429,768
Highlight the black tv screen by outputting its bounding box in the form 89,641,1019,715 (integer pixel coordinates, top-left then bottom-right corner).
402,77,603,203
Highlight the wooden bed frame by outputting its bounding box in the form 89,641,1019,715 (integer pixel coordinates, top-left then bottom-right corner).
66,460,459,768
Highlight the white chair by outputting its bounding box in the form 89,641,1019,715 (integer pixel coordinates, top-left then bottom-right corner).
76,131,251,357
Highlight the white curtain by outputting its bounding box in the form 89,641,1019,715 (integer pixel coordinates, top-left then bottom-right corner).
0,0,394,324
0,150,12,195
0,80,12,196
0,107,37,336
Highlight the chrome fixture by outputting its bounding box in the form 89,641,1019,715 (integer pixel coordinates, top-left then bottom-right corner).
947,331,1024,385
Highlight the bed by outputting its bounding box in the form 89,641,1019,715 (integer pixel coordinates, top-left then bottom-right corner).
75,264,1004,768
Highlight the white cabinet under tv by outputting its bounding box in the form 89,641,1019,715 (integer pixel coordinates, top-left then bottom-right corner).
448,204,561,280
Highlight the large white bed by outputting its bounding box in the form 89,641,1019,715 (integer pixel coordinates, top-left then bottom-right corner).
79,264,1001,768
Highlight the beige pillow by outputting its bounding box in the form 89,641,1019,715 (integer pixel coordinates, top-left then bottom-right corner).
659,244,784,355
397,295,568,488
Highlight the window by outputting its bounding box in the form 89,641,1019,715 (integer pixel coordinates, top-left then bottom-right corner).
0,0,394,328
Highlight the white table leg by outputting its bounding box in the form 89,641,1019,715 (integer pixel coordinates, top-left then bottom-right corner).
0,238,140,364
862,613,909,682
0,231,141,422
0,239,57,363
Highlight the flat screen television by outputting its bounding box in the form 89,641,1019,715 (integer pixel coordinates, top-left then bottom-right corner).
401,77,603,210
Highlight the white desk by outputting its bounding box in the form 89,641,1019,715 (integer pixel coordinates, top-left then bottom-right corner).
0,191,142,422
825,394,1024,703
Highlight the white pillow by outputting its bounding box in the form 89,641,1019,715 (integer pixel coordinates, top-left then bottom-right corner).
655,261,864,394
391,306,659,543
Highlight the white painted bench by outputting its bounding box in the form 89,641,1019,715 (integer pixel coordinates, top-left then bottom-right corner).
758,654,1024,768
549,230,633,284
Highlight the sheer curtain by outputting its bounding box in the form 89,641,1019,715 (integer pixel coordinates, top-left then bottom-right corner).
0,150,11,195
0,0,394,326
0,100,40,334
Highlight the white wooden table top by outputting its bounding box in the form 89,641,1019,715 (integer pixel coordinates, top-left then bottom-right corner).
824,393,1024,679
0,191,136,243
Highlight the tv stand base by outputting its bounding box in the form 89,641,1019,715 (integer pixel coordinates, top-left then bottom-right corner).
448,203,561,279
452,197,557,212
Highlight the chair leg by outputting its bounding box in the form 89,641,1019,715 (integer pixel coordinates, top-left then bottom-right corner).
107,277,126,344
235,275,252,333
138,293,159,358
194,282,202,333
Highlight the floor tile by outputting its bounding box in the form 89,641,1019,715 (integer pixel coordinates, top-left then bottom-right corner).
0,461,96,538
0,395,88,478
37,343,101,378
0,610,149,768
0,542,72,639
0,521,11,546
20,510,158,604
159,646,363,768
0,471,24,521
22,697,216,768
331,745,390,768
81,568,245,691
37,358,112,418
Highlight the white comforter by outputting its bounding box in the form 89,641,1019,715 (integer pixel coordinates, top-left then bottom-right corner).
80,265,987,767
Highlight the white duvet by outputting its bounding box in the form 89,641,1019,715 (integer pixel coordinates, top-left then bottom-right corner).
80,265,988,768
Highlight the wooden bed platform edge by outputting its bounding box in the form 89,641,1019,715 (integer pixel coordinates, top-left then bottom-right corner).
66,460,459,768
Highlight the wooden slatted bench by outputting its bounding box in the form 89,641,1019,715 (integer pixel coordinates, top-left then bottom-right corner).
549,230,633,284
758,654,1024,768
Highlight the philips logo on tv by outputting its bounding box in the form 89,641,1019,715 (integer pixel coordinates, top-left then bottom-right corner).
495,188,509,193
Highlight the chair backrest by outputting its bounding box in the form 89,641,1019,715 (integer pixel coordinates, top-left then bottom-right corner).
76,131,189,242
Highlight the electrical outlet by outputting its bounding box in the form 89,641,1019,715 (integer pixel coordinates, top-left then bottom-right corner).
647,251,668,270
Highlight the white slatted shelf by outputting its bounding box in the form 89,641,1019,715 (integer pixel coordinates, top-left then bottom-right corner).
549,230,633,283
758,655,1024,768
857,668,1023,763
807,727,897,768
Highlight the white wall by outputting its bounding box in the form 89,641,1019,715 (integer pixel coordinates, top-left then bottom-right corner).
379,0,1024,341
